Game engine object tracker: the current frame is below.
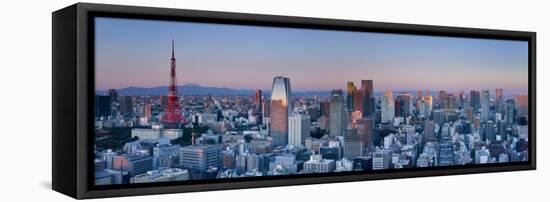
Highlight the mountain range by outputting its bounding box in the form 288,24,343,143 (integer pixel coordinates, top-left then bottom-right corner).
96,84,520,97
96,84,334,97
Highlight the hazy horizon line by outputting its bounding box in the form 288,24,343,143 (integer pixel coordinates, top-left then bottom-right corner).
95,82,529,95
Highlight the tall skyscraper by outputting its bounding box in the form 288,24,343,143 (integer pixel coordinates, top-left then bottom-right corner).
495,88,504,114
329,89,345,137
361,80,374,117
254,90,263,112
288,113,311,147
481,90,490,122
269,76,292,146
395,93,413,118
346,82,355,111
457,91,465,109
381,91,395,123
433,109,445,125
443,94,456,109
470,90,481,111
505,99,516,124
162,41,186,128
344,127,363,160
515,94,529,118
353,88,364,113
95,95,111,119
356,116,374,152
254,90,263,125
438,123,454,166
438,90,447,109
394,98,401,117
420,95,433,118
119,96,134,115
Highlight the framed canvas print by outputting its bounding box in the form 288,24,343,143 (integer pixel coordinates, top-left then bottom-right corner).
52,3,536,199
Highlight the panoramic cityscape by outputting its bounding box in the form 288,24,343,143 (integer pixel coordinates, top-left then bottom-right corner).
93,18,529,185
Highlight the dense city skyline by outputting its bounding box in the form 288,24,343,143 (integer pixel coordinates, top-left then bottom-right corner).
95,17,528,93
93,17,529,186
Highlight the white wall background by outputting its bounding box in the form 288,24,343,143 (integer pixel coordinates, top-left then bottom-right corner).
0,0,546,201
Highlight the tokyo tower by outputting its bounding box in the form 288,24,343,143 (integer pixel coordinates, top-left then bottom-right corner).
162,41,187,128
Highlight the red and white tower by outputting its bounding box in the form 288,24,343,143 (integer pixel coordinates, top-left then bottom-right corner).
162,41,187,128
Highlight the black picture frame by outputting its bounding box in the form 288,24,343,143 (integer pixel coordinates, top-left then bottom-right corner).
52,3,536,199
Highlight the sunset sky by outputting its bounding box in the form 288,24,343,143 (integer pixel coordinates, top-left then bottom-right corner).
95,17,528,94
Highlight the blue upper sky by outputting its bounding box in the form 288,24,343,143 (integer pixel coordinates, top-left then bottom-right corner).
95,17,528,95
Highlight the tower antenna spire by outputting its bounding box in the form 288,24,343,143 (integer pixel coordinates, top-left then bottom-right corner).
171,40,175,59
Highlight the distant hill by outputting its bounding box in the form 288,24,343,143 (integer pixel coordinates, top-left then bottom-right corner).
96,85,522,97
97,84,332,97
